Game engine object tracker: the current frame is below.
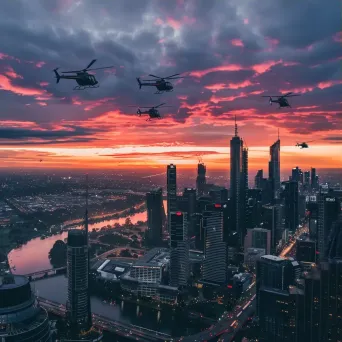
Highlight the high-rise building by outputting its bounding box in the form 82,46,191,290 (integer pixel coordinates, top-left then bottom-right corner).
317,191,340,260
248,228,271,254
256,255,295,313
240,146,249,242
295,238,317,263
167,164,177,230
169,211,189,287
326,214,342,258
146,188,165,245
258,286,304,342
66,229,92,333
307,200,319,239
261,204,284,254
230,117,244,246
182,188,197,236
301,260,342,341
255,169,263,189
311,167,318,190
0,274,52,341
292,166,303,183
196,161,206,196
202,204,227,284
269,135,280,200
209,187,228,203
304,170,310,186
282,180,299,232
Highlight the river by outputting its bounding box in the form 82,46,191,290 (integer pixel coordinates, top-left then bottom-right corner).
7,200,206,337
8,209,147,275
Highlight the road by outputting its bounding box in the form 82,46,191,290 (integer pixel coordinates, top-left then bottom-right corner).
38,298,171,342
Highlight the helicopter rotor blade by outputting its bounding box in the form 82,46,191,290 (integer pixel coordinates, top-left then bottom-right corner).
164,73,181,78
285,94,301,97
87,66,115,71
61,70,83,73
154,103,166,108
85,59,97,70
149,74,161,79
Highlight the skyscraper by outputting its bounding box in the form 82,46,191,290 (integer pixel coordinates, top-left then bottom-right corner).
255,169,263,189
146,188,165,245
196,161,206,196
169,211,189,287
202,203,227,284
311,167,318,190
317,191,340,260
240,146,249,242
66,229,91,333
167,164,177,229
230,117,243,245
283,180,299,231
268,133,280,200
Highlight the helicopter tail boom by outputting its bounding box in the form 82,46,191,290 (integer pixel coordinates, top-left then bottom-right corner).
136,78,142,89
53,68,61,83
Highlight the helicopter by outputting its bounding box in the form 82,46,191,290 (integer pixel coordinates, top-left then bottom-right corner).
53,59,114,90
261,92,300,108
296,141,313,149
136,73,184,94
129,103,172,121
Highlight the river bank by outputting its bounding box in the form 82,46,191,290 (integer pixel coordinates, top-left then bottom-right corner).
8,208,148,275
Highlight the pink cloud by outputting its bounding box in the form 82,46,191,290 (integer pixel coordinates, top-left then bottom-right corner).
35,61,46,68
231,39,244,47
167,17,182,30
0,74,46,96
296,106,318,109
243,18,249,25
317,80,342,89
252,60,282,73
4,67,23,79
39,82,49,87
154,18,163,26
279,87,314,94
37,102,47,106
283,61,300,66
190,64,244,78
205,80,257,92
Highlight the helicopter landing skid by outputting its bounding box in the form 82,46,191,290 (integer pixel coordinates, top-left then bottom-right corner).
74,85,100,90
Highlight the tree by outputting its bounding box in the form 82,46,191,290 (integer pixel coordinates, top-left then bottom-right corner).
119,249,132,257
49,240,67,268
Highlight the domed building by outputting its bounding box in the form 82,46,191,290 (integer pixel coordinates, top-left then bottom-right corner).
0,274,51,341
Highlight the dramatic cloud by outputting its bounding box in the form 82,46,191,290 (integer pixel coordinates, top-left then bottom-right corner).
0,0,341,171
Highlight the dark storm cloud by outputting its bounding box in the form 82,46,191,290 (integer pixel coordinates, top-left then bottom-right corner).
0,0,341,131
239,0,341,48
0,125,98,140
323,136,342,141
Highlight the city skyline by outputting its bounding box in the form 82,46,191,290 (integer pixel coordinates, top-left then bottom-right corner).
0,0,341,170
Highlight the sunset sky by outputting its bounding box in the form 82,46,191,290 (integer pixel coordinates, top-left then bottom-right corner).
0,0,341,174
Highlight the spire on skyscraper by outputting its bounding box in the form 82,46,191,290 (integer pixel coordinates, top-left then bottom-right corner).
278,128,280,140
234,115,238,137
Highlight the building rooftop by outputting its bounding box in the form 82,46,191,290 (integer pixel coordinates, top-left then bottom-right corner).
135,248,169,267
97,259,130,276
261,255,285,262
0,275,28,289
